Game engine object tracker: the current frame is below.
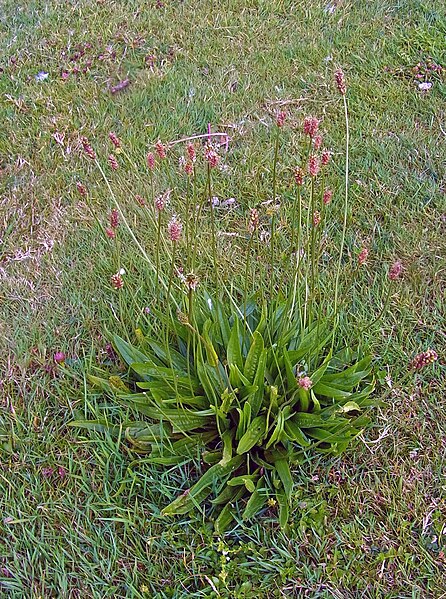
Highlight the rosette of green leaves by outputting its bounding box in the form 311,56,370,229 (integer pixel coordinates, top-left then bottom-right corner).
71,297,376,531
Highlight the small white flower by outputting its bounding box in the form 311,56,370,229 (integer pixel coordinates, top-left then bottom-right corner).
207,298,213,311
418,81,432,91
119,268,125,275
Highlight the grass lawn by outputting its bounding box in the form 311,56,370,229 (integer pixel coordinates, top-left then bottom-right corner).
1,0,445,597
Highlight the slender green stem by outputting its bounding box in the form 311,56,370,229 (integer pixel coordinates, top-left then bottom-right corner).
332,94,350,342
185,178,191,272
94,159,178,304
308,177,317,326
207,163,219,295
191,165,198,270
243,233,254,335
155,210,162,302
270,128,280,298
166,242,176,304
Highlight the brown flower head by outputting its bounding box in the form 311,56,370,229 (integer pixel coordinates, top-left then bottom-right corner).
335,69,347,95
168,215,182,242
409,349,438,370
76,181,87,197
303,116,320,138
109,132,121,148
321,149,332,166
313,211,321,227
155,139,167,159
294,166,304,186
248,208,260,233
204,144,219,168
110,208,119,228
146,152,155,170
313,134,323,151
388,260,403,281
186,142,196,163
276,111,286,127
358,247,369,265
108,154,119,170
185,272,199,291
111,273,124,289
308,154,320,177
81,137,96,160
323,188,333,205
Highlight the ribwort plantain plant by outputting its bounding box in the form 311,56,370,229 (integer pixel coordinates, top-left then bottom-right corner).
71,70,407,531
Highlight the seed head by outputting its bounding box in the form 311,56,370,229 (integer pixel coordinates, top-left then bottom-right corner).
313,134,323,151
105,227,115,239
108,154,119,170
155,139,167,159
276,110,286,127
313,211,321,227
155,191,169,212
109,131,121,148
76,181,87,197
184,161,194,176
388,260,403,281
303,116,320,138
146,152,155,170
111,273,124,289
81,137,96,160
185,272,199,291
321,149,332,166
110,208,119,228
294,167,304,186
409,349,438,370
323,188,333,205
135,194,145,206
248,208,260,233
308,154,320,178
186,142,196,163
335,68,347,95
298,376,313,390
177,310,189,325
358,247,369,265
168,215,182,242
204,144,219,168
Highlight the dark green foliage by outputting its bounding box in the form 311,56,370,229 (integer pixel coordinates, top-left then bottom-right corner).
72,297,376,530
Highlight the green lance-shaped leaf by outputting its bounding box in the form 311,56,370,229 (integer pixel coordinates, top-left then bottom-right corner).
248,348,267,418
148,340,189,371
323,355,372,383
291,412,341,429
272,455,294,502
214,487,245,534
277,490,289,529
242,476,267,521
227,471,260,492
202,319,220,368
227,318,244,372
284,420,311,447
212,297,231,347
282,347,298,392
312,382,352,399
162,454,244,516
113,335,150,366
305,427,354,444
236,415,267,454
244,331,264,384
265,406,291,449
